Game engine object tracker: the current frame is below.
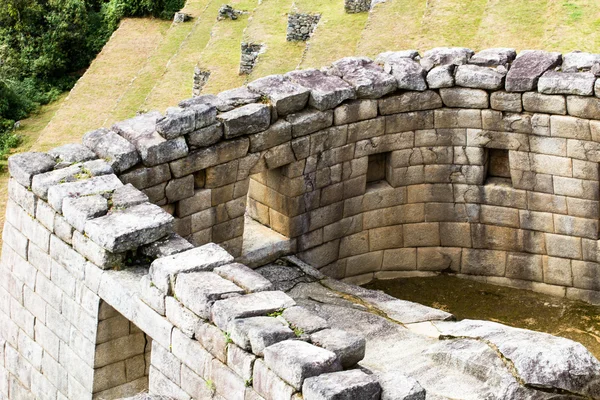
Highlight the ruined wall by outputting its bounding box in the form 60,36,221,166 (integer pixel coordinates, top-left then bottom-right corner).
3,46,600,399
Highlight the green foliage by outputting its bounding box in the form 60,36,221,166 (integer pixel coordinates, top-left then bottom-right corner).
0,0,184,156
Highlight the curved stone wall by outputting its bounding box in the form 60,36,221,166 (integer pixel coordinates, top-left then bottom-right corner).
11,47,600,304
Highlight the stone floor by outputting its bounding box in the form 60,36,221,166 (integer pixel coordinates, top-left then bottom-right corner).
256,257,600,400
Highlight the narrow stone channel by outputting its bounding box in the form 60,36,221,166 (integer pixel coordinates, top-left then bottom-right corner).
365,276,600,360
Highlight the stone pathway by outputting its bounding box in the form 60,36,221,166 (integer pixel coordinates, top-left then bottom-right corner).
256,257,600,400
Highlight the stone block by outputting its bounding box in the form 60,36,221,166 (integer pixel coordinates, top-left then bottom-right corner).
8,152,56,188
567,197,599,219
165,296,200,337
209,359,247,400
461,249,506,276
176,189,211,218
440,88,489,109
48,143,96,165
385,110,433,133
8,178,37,216
420,47,473,70
346,117,385,143
229,316,295,356
193,321,228,363
218,103,271,139
379,91,442,115
382,57,427,91
553,214,598,239
213,263,273,292
505,50,562,92
403,223,440,247
572,261,600,290
553,176,599,200
120,164,171,190
149,366,190,400
253,359,296,400
72,231,124,270
263,340,342,390
170,138,249,178
490,91,522,112
333,99,378,125
113,112,189,166
480,205,519,228
434,109,482,129
286,68,356,111
140,233,193,259
378,372,426,400
481,110,532,133
519,210,554,233
111,184,149,209
310,329,365,368
567,95,600,119
248,75,310,115
84,203,174,253
157,104,216,139
174,271,243,319
166,174,195,203
426,65,454,88
302,370,381,400
551,115,591,140
506,253,543,282
281,306,329,334
469,48,516,66
83,128,139,173
455,64,505,90
538,71,596,96
369,225,403,251
522,92,566,115
180,364,214,399
546,234,582,259
249,120,292,153
417,247,461,272
171,328,213,379
543,256,573,286
47,174,122,213
211,291,296,331
187,122,223,148
331,57,397,98
63,195,108,233
286,109,333,137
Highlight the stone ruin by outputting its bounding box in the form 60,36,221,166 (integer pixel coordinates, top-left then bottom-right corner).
218,5,243,20
239,43,263,75
173,12,191,23
2,47,600,400
286,13,321,42
344,0,371,13
192,67,210,97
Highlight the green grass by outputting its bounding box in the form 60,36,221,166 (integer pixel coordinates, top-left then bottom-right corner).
196,0,259,94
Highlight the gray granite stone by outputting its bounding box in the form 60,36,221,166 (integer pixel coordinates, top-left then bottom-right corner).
48,144,96,164
187,122,223,148
302,370,381,400
111,183,149,209
378,372,426,400
217,87,262,111
538,71,596,96
140,233,193,259
455,64,506,90
149,243,234,293
84,202,173,252
63,194,108,233
562,51,600,72
420,47,474,71
47,174,123,212
82,128,140,173
330,57,397,99
505,50,562,92
310,328,366,367
282,306,329,334
157,104,216,139
426,65,455,89
211,291,296,330
263,340,342,390
248,75,310,115
175,272,244,319
382,57,427,91
468,48,516,67
228,316,295,356
217,103,271,139
213,263,273,293
113,111,189,166
8,152,56,187
286,69,356,111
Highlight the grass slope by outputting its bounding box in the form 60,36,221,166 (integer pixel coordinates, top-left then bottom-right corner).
32,18,171,151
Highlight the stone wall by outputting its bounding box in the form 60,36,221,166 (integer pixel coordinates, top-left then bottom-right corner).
239,43,262,75
1,148,372,399
286,13,320,42
3,46,600,398
344,0,371,13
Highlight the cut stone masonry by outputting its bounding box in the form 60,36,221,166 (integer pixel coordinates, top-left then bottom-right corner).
3,47,600,400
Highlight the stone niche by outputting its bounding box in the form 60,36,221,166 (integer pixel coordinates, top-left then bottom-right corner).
345,0,371,13
286,13,321,42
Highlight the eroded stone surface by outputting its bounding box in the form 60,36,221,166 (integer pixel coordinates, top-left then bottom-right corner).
302,370,381,400
505,51,562,92
8,152,56,187
331,57,397,99
83,128,140,173
286,69,356,111
248,75,310,115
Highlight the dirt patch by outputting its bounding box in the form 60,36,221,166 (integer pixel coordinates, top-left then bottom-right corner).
365,275,600,359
